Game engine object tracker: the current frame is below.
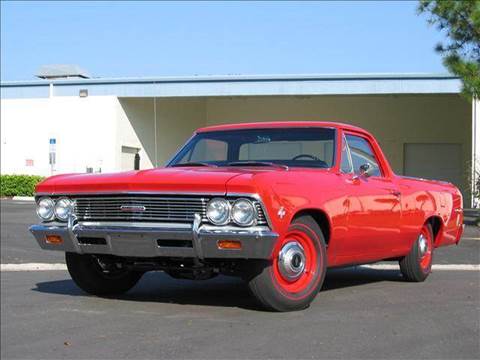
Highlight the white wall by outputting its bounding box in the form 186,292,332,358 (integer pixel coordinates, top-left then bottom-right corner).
118,98,206,167
1,96,119,176
0,96,207,176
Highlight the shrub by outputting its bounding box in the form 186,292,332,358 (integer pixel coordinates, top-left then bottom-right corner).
0,175,45,197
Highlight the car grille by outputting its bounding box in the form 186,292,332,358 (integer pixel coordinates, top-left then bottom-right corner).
73,196,207,223
70,195,268,225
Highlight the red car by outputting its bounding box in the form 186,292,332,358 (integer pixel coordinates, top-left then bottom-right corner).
30,122,464,311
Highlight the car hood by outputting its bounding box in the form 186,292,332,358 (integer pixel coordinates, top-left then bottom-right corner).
35,167,281,195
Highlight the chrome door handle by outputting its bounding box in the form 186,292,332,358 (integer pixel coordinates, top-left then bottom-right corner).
390,190,401,197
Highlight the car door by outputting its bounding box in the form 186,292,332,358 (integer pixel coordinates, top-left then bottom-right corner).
339,132,402,260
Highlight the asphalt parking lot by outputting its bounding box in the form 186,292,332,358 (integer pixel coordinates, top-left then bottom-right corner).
1,200,479,359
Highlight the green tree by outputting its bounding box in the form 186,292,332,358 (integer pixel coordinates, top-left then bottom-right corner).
418,0,480,99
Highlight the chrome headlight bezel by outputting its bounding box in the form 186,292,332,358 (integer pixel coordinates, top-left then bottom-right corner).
36,197,55,221
54,197,74,222
206,198,231,225
231,198,257,227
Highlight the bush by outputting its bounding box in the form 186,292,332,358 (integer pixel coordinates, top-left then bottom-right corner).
0,175,45,197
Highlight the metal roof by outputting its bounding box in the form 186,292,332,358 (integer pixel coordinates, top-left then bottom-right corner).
1,73,462,99
35,64,90,79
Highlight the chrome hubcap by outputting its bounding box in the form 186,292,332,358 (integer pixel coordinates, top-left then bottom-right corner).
418,234,428,256
278,241,306,281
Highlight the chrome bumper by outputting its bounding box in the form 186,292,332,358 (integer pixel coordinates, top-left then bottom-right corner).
29,215,278,260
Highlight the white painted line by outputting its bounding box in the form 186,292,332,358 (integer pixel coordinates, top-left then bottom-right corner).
462,237,480,241
0,263,478,272
360,264,480,271
11,196,35,201
1,263,67,271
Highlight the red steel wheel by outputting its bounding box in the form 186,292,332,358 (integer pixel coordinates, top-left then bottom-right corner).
272,228,319,295
247,215,327,311
399,223,434,282
418,226,433,273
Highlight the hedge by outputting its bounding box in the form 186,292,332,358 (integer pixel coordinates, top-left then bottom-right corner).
0,175,45,197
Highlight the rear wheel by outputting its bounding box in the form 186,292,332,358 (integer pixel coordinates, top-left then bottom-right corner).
399,223,434,282
247,215,327,312
66,253,143,295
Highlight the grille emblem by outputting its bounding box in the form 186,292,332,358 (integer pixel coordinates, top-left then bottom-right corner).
120,205,146,212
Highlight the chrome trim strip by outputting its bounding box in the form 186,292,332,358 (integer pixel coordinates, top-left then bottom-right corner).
34,221,271,234
192,213,204,259
78,221,192,229
226,192,262,199
73,196,209,201
35,191,226,197
199,224,272,234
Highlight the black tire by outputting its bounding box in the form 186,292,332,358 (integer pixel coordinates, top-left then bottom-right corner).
65,252,143,296
399,223,434,282
246,215,327,312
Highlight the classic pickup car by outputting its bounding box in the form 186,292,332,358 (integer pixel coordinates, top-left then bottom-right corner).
30,122,464,311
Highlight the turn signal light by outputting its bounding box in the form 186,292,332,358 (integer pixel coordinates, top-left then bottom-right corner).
45,235,63,244
217,240,242,250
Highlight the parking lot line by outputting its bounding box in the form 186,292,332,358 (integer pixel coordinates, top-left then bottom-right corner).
1,263,479,272
1,263,67,271
361,264,479,271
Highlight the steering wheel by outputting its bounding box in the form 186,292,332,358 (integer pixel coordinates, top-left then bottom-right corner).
292,154,320,161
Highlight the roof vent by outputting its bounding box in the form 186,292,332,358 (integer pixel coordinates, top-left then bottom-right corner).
35,64,90,80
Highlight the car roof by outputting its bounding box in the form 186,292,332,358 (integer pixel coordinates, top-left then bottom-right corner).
196,121,369,135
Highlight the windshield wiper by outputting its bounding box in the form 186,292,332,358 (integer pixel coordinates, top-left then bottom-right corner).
227,161,288,170
170,162,217,167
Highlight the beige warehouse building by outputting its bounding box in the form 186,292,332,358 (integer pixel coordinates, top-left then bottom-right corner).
1,73,478,206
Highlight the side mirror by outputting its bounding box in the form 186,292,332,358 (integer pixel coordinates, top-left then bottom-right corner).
359,163,372,177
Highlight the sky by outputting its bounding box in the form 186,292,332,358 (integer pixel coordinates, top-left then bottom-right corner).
1,1,448,81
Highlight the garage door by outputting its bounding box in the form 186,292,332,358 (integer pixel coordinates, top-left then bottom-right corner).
404,143,463,189
121,146,140,171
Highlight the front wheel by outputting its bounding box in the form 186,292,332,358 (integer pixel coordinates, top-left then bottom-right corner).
247,215,327,312
399,223,434,282
66,253,143,296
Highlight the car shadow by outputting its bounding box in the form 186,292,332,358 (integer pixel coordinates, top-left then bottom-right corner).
33,267,405,311
322,266,404,291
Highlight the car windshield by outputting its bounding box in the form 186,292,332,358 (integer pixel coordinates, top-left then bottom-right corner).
168,127,336,169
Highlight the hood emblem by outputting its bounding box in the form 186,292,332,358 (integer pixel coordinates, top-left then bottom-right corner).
277,206,286,219
120,205,146,212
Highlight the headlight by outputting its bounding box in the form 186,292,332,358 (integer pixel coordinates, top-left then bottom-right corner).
231,198,256,226
54,198,73,221
36,197,55,221
206,198,230,225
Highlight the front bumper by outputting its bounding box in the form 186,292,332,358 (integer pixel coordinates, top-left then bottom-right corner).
29,215,278,260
